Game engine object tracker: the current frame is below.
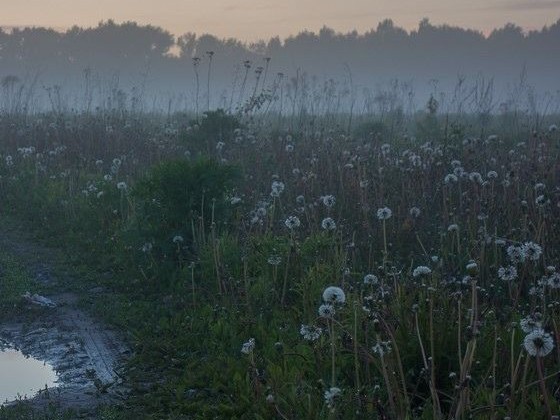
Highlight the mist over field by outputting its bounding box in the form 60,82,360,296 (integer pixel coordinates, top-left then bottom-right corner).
1,8,560,420
1,18,560,113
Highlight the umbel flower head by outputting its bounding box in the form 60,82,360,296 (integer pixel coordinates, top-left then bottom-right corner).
523,329,554,357
412,266,432,278
322,286,346,304
300,324,322,341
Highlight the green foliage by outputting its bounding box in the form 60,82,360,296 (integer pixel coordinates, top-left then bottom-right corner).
0,112,559,418
0,253,34,319
131,158,238,239
183,109,241,154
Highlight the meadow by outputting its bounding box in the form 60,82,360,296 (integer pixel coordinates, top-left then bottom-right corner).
0,98,559,419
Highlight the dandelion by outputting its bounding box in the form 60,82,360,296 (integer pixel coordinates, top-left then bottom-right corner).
469,172,483,184
324,387,342,409
141,242,153,253
453,167,465,177
270,181,285,197
371,340,392,357
322,286,346,304
548,273,560,289
363,274,379,285
376,207,392,220
267,255,282,266
321,217,336,231
173,235,184,244
409,206,421,218
117,181,127,191
523,329,554,357
321,195,336,208
300,324,322,341
444,173,458,184
520,315,542,333
535,195,547,206
285,144,294,153
241,338,256,354
466,261,478,275
498,266,518,281
284,215,301,230
521,242,542,261
507,245,526,264
413,266,432,278
318,304,335,318
230,196,242,205
447,223,459,232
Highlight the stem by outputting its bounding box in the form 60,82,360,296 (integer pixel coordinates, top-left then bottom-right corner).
536,355,552,418
331,319,336,387
353,302,360,393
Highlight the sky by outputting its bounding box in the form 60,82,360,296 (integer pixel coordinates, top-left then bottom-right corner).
1,0,560,40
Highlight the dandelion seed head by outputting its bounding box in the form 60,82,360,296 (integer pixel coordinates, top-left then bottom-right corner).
322,286,346,304
318,303,335,318
241,338,256,354
523,329,554,357
376,207,392,220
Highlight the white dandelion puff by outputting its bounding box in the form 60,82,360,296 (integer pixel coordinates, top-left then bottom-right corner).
241,338,256,354
322,286,346,304
523,329,554,357
413,266,432,278
376,207,392,220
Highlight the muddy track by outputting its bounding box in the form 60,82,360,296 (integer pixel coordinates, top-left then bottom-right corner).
0,223,130,417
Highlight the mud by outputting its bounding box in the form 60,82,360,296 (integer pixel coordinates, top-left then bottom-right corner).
0,223,130,417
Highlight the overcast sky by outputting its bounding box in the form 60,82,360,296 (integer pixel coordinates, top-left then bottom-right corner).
2,0,560,40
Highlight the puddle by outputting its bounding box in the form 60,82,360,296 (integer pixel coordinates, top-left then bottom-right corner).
0,347,58,405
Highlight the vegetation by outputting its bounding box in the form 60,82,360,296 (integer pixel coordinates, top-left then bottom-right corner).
0,103,559,419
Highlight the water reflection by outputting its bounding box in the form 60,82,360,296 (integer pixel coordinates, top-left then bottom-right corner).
0,347,58,405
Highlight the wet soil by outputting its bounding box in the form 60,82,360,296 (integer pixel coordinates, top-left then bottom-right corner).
0,222,130,417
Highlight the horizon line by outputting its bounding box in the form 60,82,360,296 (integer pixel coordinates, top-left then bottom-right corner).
1,16,559,42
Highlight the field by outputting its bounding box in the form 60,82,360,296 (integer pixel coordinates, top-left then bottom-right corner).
0,105,559,419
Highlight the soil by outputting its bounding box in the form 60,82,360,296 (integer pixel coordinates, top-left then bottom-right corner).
0,222,130,417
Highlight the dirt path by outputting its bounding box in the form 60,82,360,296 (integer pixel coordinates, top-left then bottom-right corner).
0,222,130,417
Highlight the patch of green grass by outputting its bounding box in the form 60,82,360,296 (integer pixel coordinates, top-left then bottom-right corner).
0,252,35,320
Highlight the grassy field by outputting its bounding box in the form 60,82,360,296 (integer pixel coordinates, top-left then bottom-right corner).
0,108,559,418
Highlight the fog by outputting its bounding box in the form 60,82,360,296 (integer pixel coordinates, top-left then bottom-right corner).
1,18,559,114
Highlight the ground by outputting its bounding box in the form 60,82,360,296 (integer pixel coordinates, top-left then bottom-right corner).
0,220,129,418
